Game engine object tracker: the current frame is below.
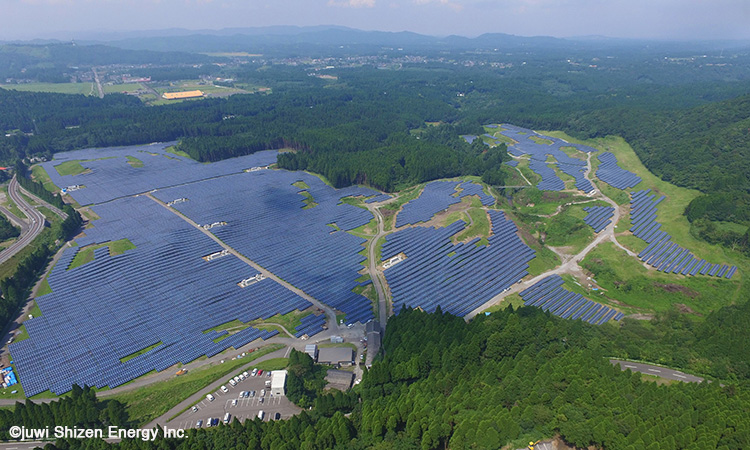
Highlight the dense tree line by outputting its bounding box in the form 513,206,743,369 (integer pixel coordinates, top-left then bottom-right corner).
30,307,750,450
15,162,65,209
0,385,128,441
0,213,20,241
285,349,328,408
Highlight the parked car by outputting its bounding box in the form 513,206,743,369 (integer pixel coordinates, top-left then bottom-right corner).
220,385,228,393
196,420,203,428
206,394,215,402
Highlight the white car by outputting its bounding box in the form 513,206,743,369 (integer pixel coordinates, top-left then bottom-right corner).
239,374,246,381
192,406,198,412
228,379,236,387
206,394,215,402
231,399,237,406
242,371,249,377
220,385,228,393
233,376,240,383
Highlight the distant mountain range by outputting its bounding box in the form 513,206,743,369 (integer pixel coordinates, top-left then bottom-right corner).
3,26,749,56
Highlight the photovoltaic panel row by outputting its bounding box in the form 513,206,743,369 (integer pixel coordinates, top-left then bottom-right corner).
10,196,298,396
396,180,495,227
583,206,615,233
595,152,642,190
294,314,327,338
382,210,535,317
630,189,737,279
40,143,279,205
154,169,379,325
494,124,594,193
520,275,624,325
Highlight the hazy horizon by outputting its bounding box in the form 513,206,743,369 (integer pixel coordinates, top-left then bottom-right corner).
4,0,750,42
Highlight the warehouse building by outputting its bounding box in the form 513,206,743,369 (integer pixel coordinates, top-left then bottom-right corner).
270,370,287,396
161,90,204,100
317,347,354,367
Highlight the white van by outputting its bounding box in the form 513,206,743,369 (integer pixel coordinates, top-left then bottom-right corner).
257,410,264,420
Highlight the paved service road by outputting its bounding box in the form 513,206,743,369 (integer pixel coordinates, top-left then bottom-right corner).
610,359,705,383
0,176,46,265
366,203,389,327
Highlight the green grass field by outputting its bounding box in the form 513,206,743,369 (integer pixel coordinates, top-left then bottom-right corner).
453,208,491,243
120,342,163,363
30,165,61,194
529,136,553,145
126,155,144,168
54,160,87,176
582,242,741,315
68,238,136,270
112,343,284,426
0,186,27,220
1,82,94,96
102,83,143,94
165,146,191,159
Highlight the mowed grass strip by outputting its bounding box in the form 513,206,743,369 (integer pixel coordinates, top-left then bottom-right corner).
30,165,61,194
112,343,284,426
68,238,136,270
126,155,144,168
54,161,87,176
0,82,94,95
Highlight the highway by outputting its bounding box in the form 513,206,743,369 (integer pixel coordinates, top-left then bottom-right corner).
0,176,46,265
610,359,705,383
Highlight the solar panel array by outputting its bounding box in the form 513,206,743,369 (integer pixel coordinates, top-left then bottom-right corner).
10,196,293,396
496,124,595,193
396,181,495,227
583,206,615,233
596,152,642,190
461,135,477,144
154,169,378,324
40,143,279,205
504,160,519,167
382,210,535,317
520,275,624,324
630,189,737,278
294,314,327,338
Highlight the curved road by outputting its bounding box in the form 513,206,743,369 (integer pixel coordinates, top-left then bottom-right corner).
0,176,46,265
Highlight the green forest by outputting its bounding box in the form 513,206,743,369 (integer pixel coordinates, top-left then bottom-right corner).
25,307,750,450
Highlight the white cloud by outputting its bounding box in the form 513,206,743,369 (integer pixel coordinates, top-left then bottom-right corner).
327,0,376,7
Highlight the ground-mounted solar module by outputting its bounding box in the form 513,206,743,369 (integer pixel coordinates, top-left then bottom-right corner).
493,124,595,193
596,152,642,190
395,181,494,228
153,169,379,325
382,210,536,317
583,206,615,233
630,189,737,279
12,145,398,397
520,275,623,324
461,135,478,144
40,143,280,205
10,196,302,396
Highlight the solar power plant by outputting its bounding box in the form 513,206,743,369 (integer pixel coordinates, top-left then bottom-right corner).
9,196,302,396
520,275,624,324
583,206,615,233
40,143,279,205
495,124,595,193
153,169,379,325
381,210,536,317
504,160,519,167
630,189,737,279
461,135,477,144
395,181,495,227
595,152,642,190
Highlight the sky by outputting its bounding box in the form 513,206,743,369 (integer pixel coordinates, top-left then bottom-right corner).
3,0,750,41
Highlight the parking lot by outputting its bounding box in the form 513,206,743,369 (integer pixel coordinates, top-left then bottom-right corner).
172,369,302,429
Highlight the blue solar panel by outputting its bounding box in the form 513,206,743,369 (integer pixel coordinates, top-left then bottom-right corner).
583,206,615,233
519,275,621,325
496,124,594,193
382,210,535,317
396,181,494,227
628,190,737,279
596,153,642,190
